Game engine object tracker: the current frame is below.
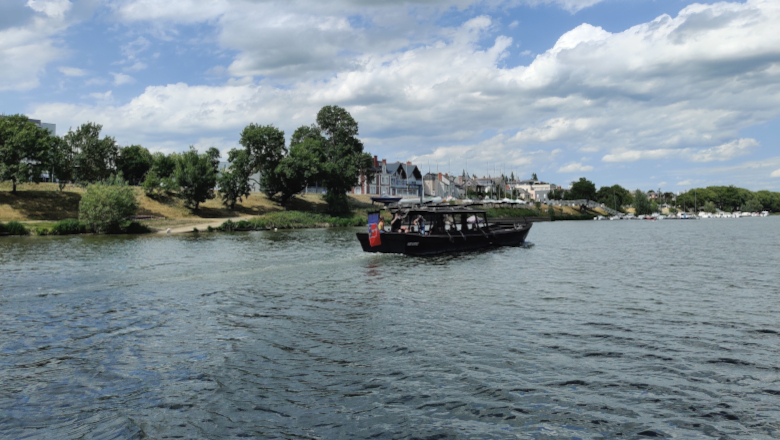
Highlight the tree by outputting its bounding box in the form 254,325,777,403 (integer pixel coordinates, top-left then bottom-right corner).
634,190,653,215
531,172,538,181
702,201,717,213
0,114,51,193
595,184,633,210
315,105,375,214
217,149,253,210
240,124,287,197
150,152,176,178
49,135,74,190
78,175,138,233
174,147,218,210
117,145,153,185
569,177,597,201
741,196,763,213
274,133,323,206
65,122,119,183
142,152,179,197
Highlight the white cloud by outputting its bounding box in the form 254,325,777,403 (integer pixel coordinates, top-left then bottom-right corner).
771,169,780,178
676,180,691,186
121,36,150,59
88,90,113,101
26,0,71,18
0,1,73,90
111,72,135,85
689,138,758,162
603,139,760,163
558,162,593,173
123,61,148,72
28,0,780,183
58,66,86,76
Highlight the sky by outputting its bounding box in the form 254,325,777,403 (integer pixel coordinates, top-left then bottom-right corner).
2,0,780,192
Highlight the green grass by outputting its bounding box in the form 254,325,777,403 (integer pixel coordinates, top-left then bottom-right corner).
50,219,88,235
217,211,366,231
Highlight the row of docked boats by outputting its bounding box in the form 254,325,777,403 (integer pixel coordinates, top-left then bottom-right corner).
594,211,770,221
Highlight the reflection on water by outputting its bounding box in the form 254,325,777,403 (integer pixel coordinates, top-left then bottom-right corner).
1,218,780,438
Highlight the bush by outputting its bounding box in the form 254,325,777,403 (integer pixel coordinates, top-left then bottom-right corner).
123,221,151,234
216,211,366,232
79,176,139,234
1,221,30,236
36,227,50,236
51,219,87,235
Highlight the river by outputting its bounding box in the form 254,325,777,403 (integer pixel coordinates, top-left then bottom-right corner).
1,218,779,439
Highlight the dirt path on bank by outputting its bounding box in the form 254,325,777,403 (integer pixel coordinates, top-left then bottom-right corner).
154,217,248,235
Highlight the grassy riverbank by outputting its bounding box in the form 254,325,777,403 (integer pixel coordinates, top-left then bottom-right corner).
1,182,606,236
0,182,377,235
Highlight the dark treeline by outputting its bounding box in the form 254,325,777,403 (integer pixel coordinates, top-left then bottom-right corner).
1,106,374,214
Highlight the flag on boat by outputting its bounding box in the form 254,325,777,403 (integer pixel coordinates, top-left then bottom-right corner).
368,212,382,247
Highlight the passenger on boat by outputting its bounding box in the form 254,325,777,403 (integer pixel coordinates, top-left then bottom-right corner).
377,217,385,233
390,213,402,232
413,215,425,235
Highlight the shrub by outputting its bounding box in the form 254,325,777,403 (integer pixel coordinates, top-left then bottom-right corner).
2,221,29,236
36,227,50,236
51,219,87,235
79,176,139,234
123,221,151,234
193,227,199,233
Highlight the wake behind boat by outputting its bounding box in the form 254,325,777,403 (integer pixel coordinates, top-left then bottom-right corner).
357,205,532,256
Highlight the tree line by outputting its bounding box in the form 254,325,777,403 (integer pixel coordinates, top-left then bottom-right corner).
0,106,374,214
549,177,780,214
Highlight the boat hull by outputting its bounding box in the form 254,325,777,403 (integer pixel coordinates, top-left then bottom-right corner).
356,224,531,256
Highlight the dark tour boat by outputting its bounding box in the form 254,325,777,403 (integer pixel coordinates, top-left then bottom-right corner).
356,205,532,256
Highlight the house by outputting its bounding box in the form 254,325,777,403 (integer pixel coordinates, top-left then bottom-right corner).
423,172,464,198
352,157,422,196
511,179,557,201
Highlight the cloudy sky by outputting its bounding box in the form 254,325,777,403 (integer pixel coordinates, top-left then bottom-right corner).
2,0,780,191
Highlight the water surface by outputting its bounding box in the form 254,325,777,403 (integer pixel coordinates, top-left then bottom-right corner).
1,218,779,439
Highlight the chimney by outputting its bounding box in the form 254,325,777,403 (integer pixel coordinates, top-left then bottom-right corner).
382,158,387,164
373,155,378,168
406,161,412,166
438,172,442,181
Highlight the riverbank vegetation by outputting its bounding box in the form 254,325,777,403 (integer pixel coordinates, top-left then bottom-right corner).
215,211,366,232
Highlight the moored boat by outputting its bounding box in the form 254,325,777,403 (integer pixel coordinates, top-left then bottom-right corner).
356,206,531,256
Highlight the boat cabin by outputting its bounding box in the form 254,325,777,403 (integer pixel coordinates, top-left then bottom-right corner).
386,207,489,235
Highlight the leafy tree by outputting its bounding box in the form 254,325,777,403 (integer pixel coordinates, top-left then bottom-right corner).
595,184,633,210
741,196,763,213
274,133,323,206
174,147,218,210
142,152,179,197
531,172,538,181
634,190,653,215
569,177,597,201
702,201,717,213
315,105,375,214
49,135,75,190
240,124,287,197
78,174,138,233
150,152,176,178
217,149,253,210
0,114,52,193
117,145,153,185
65,122,119,183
